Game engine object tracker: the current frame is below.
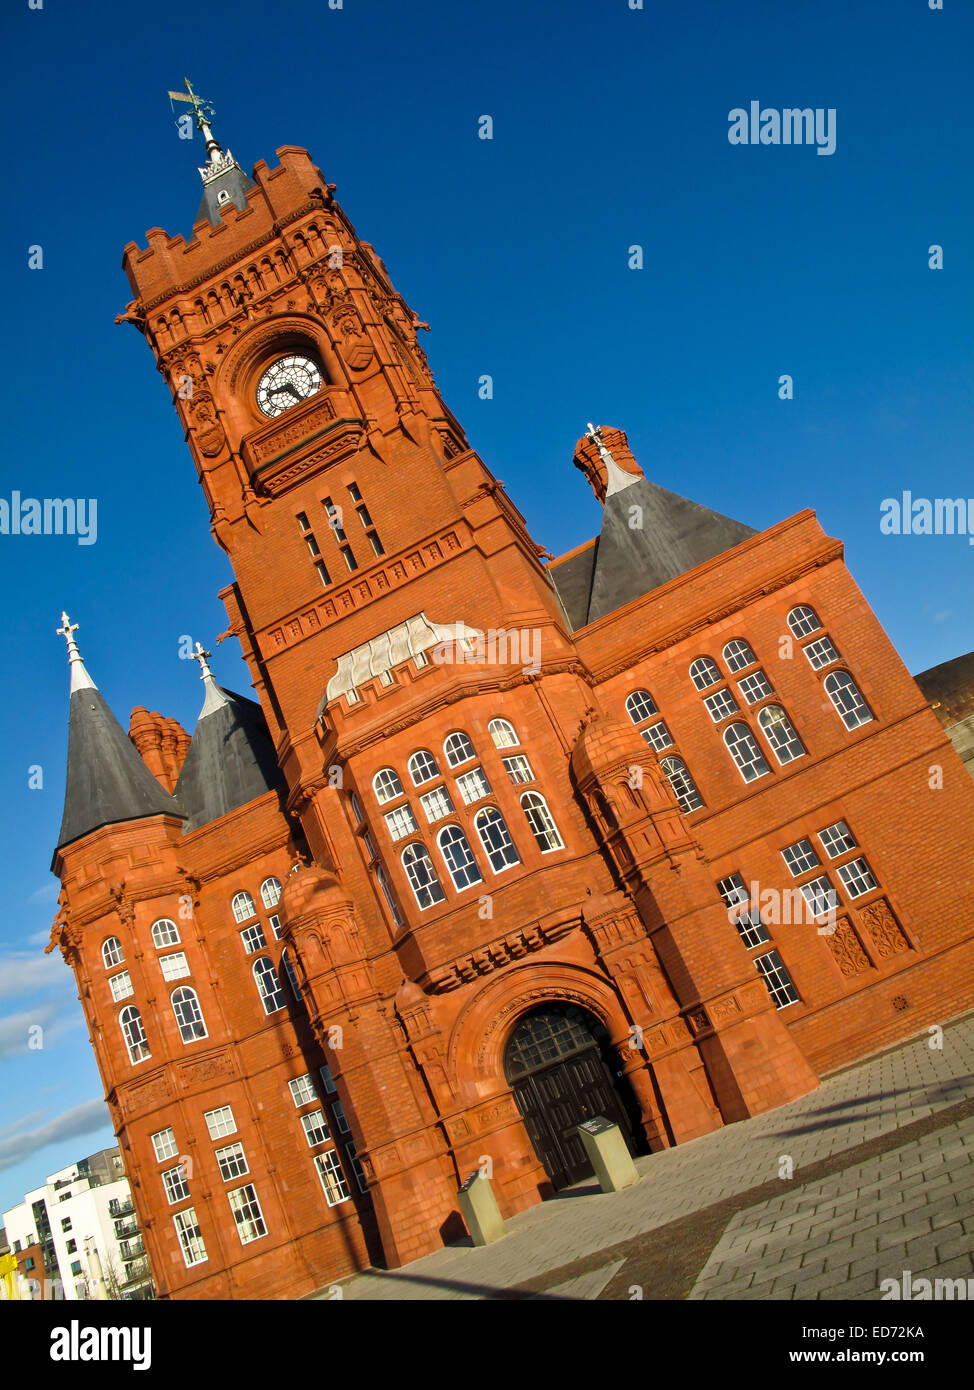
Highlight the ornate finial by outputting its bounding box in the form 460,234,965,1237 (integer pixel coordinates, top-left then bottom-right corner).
583,422,639,500
56,612,97,694
188,641,214,681
169,78,221,163
188,640,229,719
585,422,616,471
168,79,237,183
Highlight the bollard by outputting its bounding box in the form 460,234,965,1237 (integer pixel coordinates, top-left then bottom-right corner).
578,1116,639,1193
457,1169,505,1246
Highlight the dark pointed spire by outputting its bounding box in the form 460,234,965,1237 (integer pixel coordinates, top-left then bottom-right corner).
54,613,183,853
168,78,256,227
174,644,285,832
549,427,755,628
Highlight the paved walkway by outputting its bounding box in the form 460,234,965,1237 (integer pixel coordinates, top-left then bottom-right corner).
312,1013,974,1301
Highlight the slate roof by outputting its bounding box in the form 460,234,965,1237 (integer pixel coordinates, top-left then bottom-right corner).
174,686,286,832
56,687,183,853
548,476,755,629
196,161,257,227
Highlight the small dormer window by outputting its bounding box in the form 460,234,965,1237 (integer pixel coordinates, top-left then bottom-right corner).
217,189,232,206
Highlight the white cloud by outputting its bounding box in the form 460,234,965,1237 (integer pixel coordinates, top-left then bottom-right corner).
0,951,72,1003
27,883,60,905
0,1098,112,1174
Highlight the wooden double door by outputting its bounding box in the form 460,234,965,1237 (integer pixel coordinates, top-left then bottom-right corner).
505,1005,636,1190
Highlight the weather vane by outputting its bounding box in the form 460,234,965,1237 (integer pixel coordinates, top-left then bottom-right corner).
168,78,223,169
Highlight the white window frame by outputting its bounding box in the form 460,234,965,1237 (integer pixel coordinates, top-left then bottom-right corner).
204,1106,237,1141
102,937,124,969
787,605,821,639
120,1006,150,1065
487,718,518,748
825,671,874,731
520,791,565,853
703,687,739,723
455,766,492,805
475,806,521,874
162,1164,190,1206
419,785,455,823
372,767,405,804
288,1074,317,1107
722,639,757,673
151,1127,178,1162
384,802,419,841
151,919,180,948
215,1142,249,1182
407,749,439,786
443,731,475,768
231,892,257,924
240,923,267,954
314,1150,351,1207
172,986,207,1044
159,951,191,982
260,877,283,908
301,1110,331,1147
227,1184,267,1245
253,957,287,1014
109,970,134,1003
689,657,721,691
401,843,446,910
173,1207,207,1267
723,724,771,783
437,824,483,890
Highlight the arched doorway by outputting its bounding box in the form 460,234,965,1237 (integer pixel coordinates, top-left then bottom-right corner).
504,1003,641,1190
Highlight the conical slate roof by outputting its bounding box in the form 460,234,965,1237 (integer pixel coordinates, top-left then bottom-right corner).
56,686,184,852
174,684,285,832
550,477,754,629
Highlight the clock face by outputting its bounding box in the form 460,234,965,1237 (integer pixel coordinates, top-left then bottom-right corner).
256,354,323,417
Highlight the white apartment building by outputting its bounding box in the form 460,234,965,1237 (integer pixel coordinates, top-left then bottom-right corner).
2,1147,152,1300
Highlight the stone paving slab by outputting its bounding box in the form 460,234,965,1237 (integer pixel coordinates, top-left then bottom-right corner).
689,1114,974,1300
311,1013,974,1301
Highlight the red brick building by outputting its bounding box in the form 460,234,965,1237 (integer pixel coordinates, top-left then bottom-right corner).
48,104,974,1299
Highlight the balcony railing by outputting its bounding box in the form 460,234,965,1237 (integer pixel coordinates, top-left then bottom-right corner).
108,1199,134,1219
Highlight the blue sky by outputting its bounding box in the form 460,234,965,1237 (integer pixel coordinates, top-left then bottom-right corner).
0,0,971,1214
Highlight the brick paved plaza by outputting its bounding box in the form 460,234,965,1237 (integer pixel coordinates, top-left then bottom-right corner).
311,1012,974,1301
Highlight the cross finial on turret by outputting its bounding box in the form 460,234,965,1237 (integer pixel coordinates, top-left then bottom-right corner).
56,611,97,693
187,639,230,720
189,641,214,682
585,422,616,470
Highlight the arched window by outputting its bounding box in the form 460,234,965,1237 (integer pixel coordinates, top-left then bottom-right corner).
102,938,124,969
625,690,658,724
444,731,476,768
689,657,721,691
520,792,564,852
724,724,771,782
660,757,705,813
372,768,404,804
401,843,446,910
487,718,518,748
151,919,180,948
231,892,256,924
475,807,520,873
260,878,282,909
758,705,806,764
407,750,439,786
824,671,873,730
253,957,287,1015
722,639,757,673
171,987,207,1043
281,948,302,1003
437,825,483,890
787,605,821,639
120,1006,150,1064
375,864,404,926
